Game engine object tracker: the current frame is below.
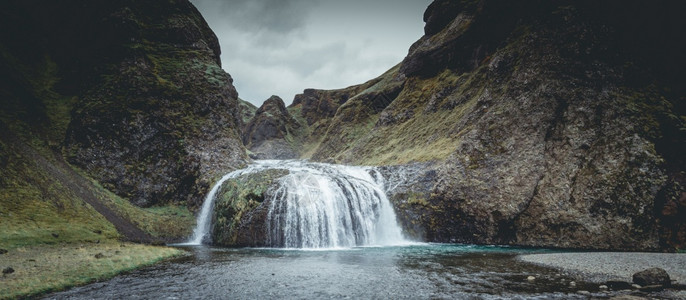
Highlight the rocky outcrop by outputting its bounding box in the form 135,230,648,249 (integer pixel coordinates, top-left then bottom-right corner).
212,169,288,246
1,0,247,208
237,98,257,128
288,0,686,251
242,96,300,159
50,0,247,207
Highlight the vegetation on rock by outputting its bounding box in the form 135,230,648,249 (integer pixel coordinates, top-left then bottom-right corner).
280,0,685,251
212,169,288,247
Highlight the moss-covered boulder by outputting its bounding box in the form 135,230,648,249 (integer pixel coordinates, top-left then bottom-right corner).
212,169,288,247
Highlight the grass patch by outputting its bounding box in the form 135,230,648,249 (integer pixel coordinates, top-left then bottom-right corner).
0,142,120,250
85,178,195,241
0,242,184,299
317,68,483,165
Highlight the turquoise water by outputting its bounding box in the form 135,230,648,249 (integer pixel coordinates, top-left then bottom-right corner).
44,244,617,299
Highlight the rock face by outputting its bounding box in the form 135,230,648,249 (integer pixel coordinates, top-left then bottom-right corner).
1,0,247,208
33,0,247,207
286,0,686,251
237,98,258,128
242,96,300,159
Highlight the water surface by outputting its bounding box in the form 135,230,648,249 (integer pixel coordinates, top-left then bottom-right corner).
46,244,610,299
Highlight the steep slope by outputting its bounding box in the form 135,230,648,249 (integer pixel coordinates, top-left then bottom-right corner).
0,0,245,245
288,0,685,251
53,0,248,207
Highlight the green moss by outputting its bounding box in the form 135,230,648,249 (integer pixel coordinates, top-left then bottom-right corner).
212,169,288,245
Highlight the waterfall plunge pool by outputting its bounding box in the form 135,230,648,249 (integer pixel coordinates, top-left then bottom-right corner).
46,244,615,299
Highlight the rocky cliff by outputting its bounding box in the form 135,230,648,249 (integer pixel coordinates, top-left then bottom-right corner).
242,96,300,159
57,0,248,207
283,0,685,251
0,0,246,243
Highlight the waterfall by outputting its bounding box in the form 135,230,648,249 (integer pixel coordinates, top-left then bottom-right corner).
183,163,272,245
185,160,406,248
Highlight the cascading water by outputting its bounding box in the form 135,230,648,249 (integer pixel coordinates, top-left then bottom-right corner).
185,160,406,248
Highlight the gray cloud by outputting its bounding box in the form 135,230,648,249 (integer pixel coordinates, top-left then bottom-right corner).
190,0,432,106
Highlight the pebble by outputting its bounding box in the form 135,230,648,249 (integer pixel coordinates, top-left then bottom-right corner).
569,281,577,287
631,284,641,289
3,267,15,274
578,290,590,295
527,276,536,281
599,285,608,290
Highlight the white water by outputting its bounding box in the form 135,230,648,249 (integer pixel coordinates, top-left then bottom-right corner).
185,160,406,248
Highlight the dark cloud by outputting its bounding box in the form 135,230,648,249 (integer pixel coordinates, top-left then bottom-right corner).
190,0,432,106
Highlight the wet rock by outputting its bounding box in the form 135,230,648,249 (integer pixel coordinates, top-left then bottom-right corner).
638,285,664,292
212,169,289,247
3,267,15,274
632,268,671,287
606,280,633,290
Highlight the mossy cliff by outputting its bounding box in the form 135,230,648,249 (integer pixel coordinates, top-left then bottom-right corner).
284,0,685,251
211,169,288,247
0,0,246,249
55,0,248,207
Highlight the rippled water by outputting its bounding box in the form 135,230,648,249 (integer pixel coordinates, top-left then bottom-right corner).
45,244,615,299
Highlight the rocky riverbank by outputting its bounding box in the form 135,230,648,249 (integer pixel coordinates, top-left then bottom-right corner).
519,252,686,298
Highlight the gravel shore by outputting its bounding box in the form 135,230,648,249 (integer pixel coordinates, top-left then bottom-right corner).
518,252,686,284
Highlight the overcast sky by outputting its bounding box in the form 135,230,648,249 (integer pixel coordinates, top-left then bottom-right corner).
190,0,431,106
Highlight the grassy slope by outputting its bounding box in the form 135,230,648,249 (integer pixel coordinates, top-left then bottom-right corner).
0,46,192,297
0,242,183,299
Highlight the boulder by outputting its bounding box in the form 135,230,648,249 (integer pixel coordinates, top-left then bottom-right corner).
632,268,671,287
